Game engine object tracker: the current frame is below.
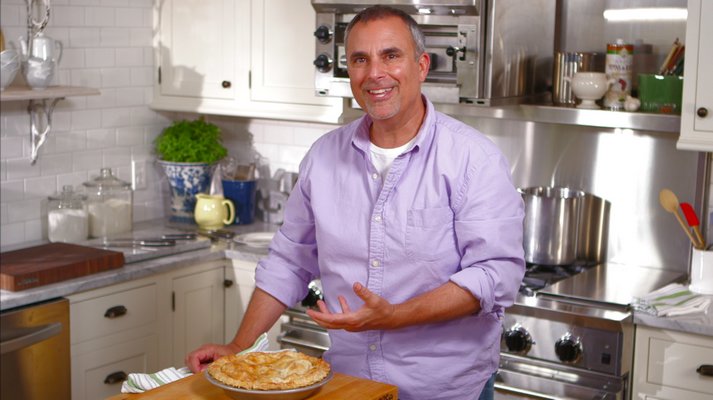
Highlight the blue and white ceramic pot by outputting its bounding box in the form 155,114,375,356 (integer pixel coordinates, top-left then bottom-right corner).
158,160,215,224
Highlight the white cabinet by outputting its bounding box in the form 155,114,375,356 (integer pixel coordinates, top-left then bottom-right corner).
69,260,230,400
170,261,227,367
632,326,713,400
225,258,285,350
69,276,164,400
152,0,346,123
678,0,713,151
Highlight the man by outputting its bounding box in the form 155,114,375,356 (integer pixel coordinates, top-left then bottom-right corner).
186,6,524,400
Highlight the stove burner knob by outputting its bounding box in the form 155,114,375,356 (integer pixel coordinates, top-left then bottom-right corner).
313,54,333,73
503,325,532,354
555,333,582,363
314,25,333,44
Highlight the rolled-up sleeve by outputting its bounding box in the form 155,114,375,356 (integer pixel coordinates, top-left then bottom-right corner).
449,150,525,315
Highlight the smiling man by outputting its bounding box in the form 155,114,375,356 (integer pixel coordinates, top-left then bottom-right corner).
186,6,524,400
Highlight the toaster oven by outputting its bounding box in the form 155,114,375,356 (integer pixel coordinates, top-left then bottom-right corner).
311,0,556,105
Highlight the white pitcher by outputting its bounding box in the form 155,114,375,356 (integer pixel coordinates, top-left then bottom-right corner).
20,32,63,64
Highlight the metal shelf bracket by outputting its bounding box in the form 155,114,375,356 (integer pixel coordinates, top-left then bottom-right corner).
28,97,61,165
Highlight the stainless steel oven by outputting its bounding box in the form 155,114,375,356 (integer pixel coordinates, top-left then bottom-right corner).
311,0,556,105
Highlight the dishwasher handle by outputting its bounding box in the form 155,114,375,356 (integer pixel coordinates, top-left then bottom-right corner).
0,322,62,355
277,334,330,352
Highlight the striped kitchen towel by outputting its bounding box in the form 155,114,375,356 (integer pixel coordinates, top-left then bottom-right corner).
633,283,711,317
121,332,269,393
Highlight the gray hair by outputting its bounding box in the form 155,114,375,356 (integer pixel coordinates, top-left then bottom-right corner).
344,5,426,59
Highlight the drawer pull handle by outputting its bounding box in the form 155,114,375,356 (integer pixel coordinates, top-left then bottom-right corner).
104,305,127,319
697,107,709,118
224,279,234,288
104,371,128,384
697,364,713,376
222,80,231,88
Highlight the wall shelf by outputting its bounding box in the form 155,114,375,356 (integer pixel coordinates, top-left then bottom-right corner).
435,103,682,134
0,85,100,165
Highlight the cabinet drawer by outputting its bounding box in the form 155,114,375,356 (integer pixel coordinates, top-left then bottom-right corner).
646,334,713,395
71,334,158,400
71,283,158,344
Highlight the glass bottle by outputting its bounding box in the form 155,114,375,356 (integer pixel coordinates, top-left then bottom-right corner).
47,185,89,243
83,168,133,238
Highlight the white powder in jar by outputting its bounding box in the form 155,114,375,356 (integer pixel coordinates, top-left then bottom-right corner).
48,208,89,243
88,198,132,238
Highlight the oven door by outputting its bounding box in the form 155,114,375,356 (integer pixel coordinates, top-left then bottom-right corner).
497,354,628,400
277,321,330,358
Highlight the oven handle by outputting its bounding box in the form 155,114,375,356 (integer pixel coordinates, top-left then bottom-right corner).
494,382,560,400
0,322,62,355
277,335,329,352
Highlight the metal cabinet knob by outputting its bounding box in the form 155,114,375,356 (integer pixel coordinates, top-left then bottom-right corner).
104,305,127,319
697,107,709,118
224,279,234,288
446,46,466,61
697,364,713,376
222,80,231,89
104,371,128,384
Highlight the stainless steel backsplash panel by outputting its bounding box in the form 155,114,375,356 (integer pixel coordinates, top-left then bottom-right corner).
457,116,698,272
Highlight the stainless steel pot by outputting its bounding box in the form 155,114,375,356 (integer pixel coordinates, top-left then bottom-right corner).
520,186,585,265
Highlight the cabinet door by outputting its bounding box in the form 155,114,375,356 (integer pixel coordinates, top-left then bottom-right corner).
158,0,240,100
71,335,158,400
679,0,713,150
250,0,336,106
171,265,225,367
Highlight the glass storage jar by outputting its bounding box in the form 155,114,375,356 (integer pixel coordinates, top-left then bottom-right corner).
83,168,133,238
47,185,89,243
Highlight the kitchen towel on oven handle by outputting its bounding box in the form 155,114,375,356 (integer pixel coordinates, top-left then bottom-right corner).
120,332,270,393
633,283,711,317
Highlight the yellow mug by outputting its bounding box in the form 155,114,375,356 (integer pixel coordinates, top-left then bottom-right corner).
194,193,235,230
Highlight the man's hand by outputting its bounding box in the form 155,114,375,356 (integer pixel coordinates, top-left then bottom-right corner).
184,343,239,373
306,282,397,331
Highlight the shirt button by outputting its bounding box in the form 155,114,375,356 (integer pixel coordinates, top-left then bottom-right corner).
372,173,379,180
374,215,382,222
369,344,377,351
371,260,380,268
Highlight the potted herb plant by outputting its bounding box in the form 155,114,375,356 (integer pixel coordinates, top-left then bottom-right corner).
154,117,228,223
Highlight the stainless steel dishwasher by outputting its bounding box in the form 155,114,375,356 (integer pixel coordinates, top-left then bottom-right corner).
1,298,71,400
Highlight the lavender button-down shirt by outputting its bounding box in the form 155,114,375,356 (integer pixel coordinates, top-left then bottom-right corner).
255,97,525,400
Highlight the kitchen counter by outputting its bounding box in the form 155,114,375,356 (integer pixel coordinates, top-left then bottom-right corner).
0,219,275,312
633,297,713,337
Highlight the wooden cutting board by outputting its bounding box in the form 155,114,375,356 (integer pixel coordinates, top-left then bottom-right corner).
0,242,125,291
106,372,398,400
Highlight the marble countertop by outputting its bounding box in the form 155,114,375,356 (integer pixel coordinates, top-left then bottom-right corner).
0,219,275,312
3,219,712,338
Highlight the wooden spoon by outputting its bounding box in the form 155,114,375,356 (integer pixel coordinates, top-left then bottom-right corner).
659,189,698,247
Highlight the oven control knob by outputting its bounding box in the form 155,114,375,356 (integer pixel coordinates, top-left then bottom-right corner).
313,54,333,73
503,325,532,354
314,25,333,44
555,334,582,363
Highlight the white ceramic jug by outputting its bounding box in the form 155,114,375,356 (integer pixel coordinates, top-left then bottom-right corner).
20,32,62,64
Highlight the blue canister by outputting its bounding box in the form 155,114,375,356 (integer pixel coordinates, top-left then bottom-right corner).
222,179,257,225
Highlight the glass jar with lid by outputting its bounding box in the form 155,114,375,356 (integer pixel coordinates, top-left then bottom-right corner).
83,168,133,238
47,185,89,243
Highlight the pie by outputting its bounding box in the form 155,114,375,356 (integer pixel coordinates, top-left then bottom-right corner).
208,351,331,391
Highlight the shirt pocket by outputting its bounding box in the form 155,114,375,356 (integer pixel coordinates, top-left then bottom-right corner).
405,207,456,262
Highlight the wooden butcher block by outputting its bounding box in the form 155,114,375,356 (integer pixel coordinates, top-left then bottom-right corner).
106,372,398,400
0,242,125,291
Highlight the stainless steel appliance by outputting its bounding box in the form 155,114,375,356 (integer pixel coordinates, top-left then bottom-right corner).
278,281,331,357
310,0,556,105
498,263,684,399
1,298,70,400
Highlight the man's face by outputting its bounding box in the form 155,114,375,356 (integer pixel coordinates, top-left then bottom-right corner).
346,16,429,122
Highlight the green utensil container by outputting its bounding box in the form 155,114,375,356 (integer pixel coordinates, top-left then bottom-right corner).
638,74,683,114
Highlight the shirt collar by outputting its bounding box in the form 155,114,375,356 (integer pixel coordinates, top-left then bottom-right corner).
351,95,436,156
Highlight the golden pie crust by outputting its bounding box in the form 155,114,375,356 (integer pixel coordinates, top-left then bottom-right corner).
208,351,330,391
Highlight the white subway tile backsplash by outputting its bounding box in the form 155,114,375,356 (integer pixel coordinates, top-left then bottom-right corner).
1,222,26,249
5,158,40,181
61,48,86,69
101,67,131,87
55,130,88,153
56,171,89,190
130,66,153,86
116,126,145,146
86,128,117,149
72,109,103,130
85,48,116,68
8,198,41,223
72,149,104,172
53,6,86,26
262,124,295,145
85,7,116,27
52,111,72,131
116,48,144,66
101,107,132,127
0,5,21,27
24,176,58,200
115,87,146,106
129,28,152,47
1,137,24,159
86,88,118,109
69,27,102,48
100,27,131,47
25,219,43,243
103,147,132,168
1,181,24,203
39,153,74,177
115,7,143,27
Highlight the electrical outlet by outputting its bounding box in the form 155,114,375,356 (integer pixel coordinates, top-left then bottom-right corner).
131,160,147,190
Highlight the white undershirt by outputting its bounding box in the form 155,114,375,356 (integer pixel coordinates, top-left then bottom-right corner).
370,136,417,179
